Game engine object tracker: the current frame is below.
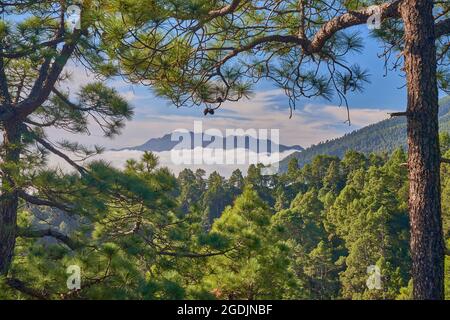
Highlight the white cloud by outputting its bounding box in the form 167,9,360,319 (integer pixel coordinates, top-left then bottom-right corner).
46,149,296,177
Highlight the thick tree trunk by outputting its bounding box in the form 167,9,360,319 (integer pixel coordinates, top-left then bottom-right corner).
0,123,21,276
401,0,445,299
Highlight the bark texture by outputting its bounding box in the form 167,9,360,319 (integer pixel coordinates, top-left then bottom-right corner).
401,0,444,300
0,123,20,275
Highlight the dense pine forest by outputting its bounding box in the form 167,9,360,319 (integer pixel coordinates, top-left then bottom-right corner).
1,134,449,300
1,0,450,300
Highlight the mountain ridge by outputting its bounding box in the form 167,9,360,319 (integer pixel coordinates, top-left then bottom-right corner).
116,131,304,153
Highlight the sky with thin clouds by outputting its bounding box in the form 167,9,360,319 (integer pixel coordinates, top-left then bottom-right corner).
56,27,407,151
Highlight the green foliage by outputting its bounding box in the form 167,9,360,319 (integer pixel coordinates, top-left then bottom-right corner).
202,187,301,299
1,145,449,300
4,153,213,299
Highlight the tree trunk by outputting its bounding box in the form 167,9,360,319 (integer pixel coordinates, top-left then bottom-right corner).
0,123,21,276
401,0,445,299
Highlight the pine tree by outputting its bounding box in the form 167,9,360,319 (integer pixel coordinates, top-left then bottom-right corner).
204,187,300,299
0,1,135,279
329,155,410,299
106,0,450,298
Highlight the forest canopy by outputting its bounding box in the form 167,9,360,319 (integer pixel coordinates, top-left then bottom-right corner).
0,142,449,299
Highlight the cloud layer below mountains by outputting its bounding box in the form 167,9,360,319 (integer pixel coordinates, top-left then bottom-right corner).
47,148,297,177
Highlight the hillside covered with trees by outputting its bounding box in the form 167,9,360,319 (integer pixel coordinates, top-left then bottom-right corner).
280,97,450,171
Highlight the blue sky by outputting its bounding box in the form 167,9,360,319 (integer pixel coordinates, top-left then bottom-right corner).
124,28,408,112
54,27,409,149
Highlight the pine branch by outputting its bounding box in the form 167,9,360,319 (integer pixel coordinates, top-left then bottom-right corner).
17,226,81,250
0,37,66,59
52,88,80,109
12,31,82,121
26,129,88,176
436,17,450,38
17,190,74,214
308,1,402,52
389,111,408,117
157,248,234,258
5,278,50,300
208,0,243,18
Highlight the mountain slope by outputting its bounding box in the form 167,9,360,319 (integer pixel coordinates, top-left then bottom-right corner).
279,97,450,172
119,132,304,153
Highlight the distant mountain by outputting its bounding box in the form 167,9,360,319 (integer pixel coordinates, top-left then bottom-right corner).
278,96,450,172
117,132,304,153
